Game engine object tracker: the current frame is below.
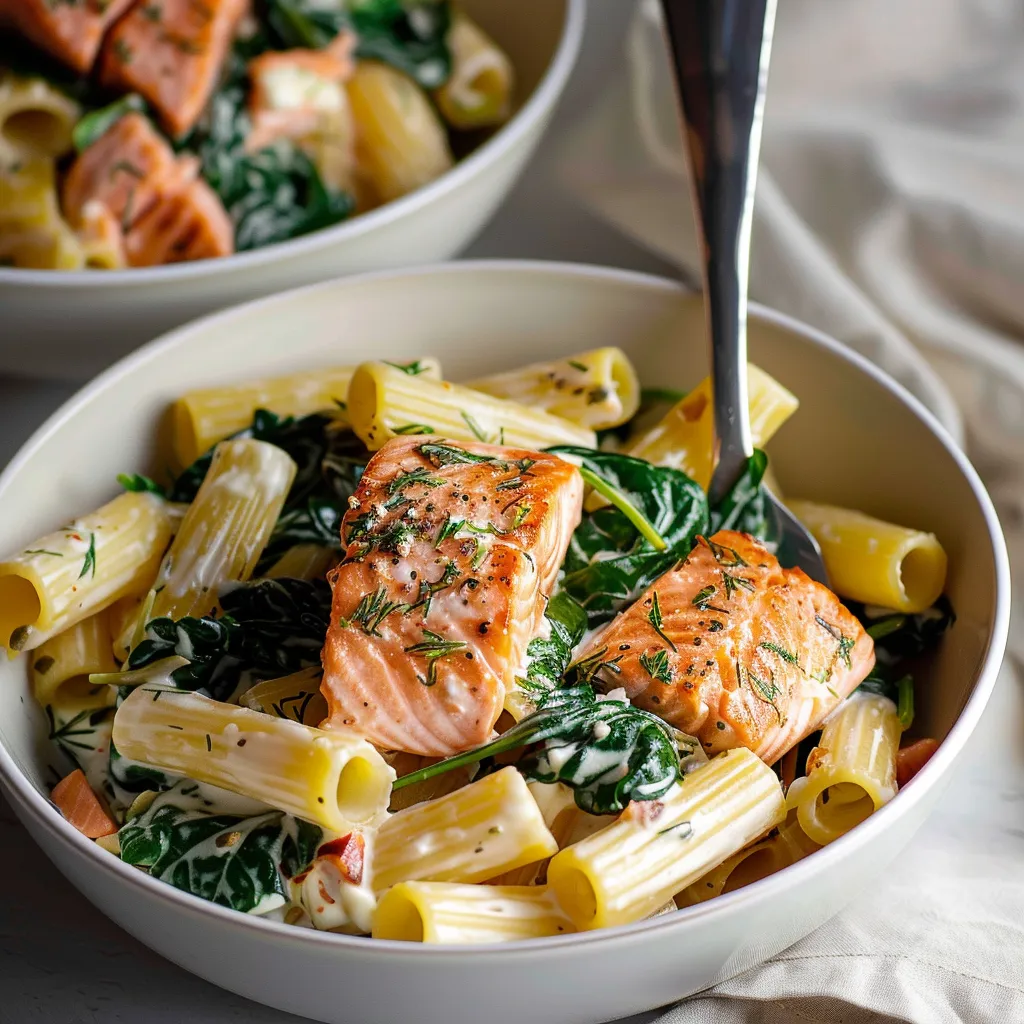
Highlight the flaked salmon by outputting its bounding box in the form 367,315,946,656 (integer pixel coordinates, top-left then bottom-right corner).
98,0,248,139
0,0,134,74
573,530,874,764
62,113,233,265
320,437,583,756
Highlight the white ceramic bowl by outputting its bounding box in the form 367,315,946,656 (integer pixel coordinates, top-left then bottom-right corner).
0,263,1009,1024
0,0,583,381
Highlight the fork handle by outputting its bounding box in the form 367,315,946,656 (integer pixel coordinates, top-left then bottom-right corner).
660,0,776,505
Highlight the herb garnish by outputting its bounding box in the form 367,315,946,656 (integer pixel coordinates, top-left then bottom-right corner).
639,649,673,684
418,443,497,467
647,591,676,651
404,630,467,686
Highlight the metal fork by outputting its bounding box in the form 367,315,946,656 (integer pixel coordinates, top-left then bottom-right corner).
660,0,829,584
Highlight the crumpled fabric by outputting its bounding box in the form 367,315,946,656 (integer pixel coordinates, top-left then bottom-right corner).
557,1,1024,1019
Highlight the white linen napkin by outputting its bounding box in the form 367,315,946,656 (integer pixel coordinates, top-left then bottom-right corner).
558,1,1024,1019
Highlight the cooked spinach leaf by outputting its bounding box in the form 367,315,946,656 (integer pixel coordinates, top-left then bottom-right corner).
262,0,453,88
118,784,321,913
518,592,588,694
72,94,147,153
124,578,332,699
708,448,771,539
392,684,682,815
117,473,167,496
181,42,353,249
548,447,708,626
852,597,955,728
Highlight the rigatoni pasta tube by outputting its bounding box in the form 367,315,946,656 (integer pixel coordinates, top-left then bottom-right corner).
468,348,641,431
0,72,79,159
373,766,558,892
626,364,798,490
347,362,596,452
148,440,296,623
372,882,572,944
433,14,514,129
112,686,394,833
677,817,820,906
547,748,785,930
786,500,947,613
263,543,337,582
169,359,441,468
0,492,173,652
348,62,453,204
31,609,117,707
496,782,614,886
238,667,328,726
786,693,901,846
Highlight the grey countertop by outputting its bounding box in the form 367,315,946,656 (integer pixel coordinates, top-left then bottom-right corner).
0,2,672,1021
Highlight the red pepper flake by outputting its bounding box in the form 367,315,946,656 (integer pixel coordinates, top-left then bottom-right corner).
318,832,365,885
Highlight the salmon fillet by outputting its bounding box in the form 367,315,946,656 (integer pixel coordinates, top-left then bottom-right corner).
62,112,186,229
62,113,233,265
574,530,874,764
0,0,134,74
320,437,583,756
98,0,248,138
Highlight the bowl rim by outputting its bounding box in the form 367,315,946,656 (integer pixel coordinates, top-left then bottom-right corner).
0,0,585,289
0,259,1010,958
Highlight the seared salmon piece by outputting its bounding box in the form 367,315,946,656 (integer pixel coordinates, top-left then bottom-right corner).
62,113,233,264
574,530,874,764
0,0,134,74
245,35,358,194
62,112,185,229
98,0,248,138
123,173,233,264
321,437,583,756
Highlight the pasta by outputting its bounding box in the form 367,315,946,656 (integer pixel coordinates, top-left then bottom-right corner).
112,685,394,833
433,14,514,130
0,492,173,652
0,72,79,160
146,439,296,623
31,609,117,707
347,361,597,451
0,4,514,268
373,767,558,892
787,500,948,613
786,693,902,846
372,882,572,943
547,749,786,930
16,351,953,941
347,61,453,206
625,364,798,490
468,348,641,431
677,816,820,906
169,359,441,469
263,544,337,582
239,667,328,727
0,157,86,270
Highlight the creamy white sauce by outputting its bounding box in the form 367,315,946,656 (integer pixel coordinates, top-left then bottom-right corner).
262,65,345,112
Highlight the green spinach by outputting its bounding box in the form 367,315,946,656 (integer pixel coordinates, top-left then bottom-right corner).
123,578,332,699
392,684,683,815
853,596,955,728
180,42,353,250
518,592,588,694
262,0,453,88
708,448,771,538
547,447,708,626
72,94,147,153
118,784,322,913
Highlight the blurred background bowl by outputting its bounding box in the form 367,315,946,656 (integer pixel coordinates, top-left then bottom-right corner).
0,0,584,381
0,261,1008,1024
